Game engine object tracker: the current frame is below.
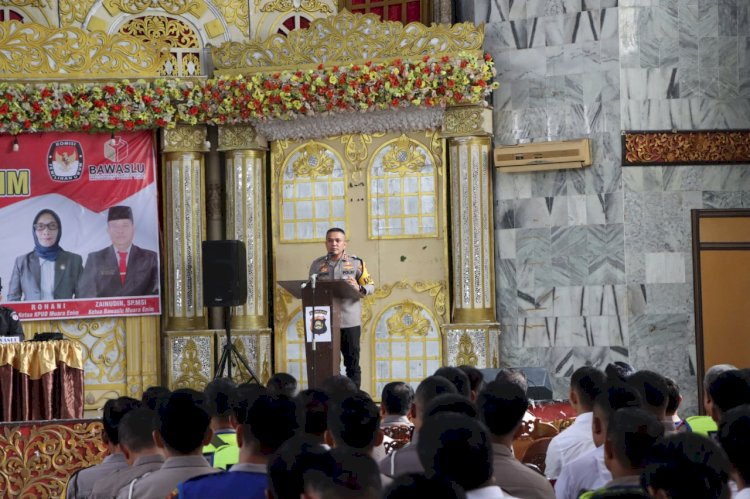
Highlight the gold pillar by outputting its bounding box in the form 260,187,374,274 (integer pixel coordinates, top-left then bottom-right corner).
217,124,272,384
441,105,500,368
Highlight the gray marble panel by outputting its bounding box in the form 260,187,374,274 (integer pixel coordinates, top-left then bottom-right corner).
699,36,719,69
600,8,619,39
546,75,584,105
553,286,585,316
583,69,620,103
717,36,739,68
678,4,700,47
659,37,680,67
518,287,555,319
622,167,664,192
552,225,590,255
539,255,589,287
663,167,704,191
498,286,518,319
701,164,750,191
485,22,516,52
601,38,620,70
717,66,739,99
644,251,686,283
493,81,512,110
511,80,530,109
584,284,628,316
517,317,555,347
516,227,552,262
740,3,750,36
603,100,621,132
702,190,743,208
566,169,588,197
531,170,569,197
505,48,548,79
562,44,587,74
516,197,553,228
697,4,719,38
547,346,629,378
588,315,628,346
586,148,622,195
642,283,694,314
496,199,515,229
629,312,691,345
546,45,566,75
511,107,548,140
640,36,661,68
619,8,641,68
545,13,577,46
718,0,738,36
497,229,517,260
601,0,618,7
625,246,647,285
587,192,624,224
498,258,517,290
715,99,750,128
585,102,605,133
623,191,663,224
627,284,647,315
655,4,679,37
568,194,588,225
661,190,703,215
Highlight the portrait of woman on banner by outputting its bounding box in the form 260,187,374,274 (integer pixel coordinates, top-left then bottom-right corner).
7,209,84,301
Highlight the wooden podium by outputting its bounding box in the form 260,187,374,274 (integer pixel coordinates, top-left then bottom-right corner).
278,279,361,388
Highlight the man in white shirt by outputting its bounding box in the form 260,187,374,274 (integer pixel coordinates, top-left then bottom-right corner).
544,366,606,480
718,405,750,499
554,382,641,499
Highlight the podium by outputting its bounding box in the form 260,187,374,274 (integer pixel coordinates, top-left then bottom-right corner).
278,279,361,388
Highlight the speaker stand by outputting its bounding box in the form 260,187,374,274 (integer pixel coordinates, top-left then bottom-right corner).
214,306,260,384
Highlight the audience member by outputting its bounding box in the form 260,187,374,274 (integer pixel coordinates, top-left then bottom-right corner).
175,394,298,498
604,362,635,383
202,377,239,469
627,371,671,432
382,473,467,499
641,432,731,499
555,382,641,499
417,413,505,498
495,368,528,394
66,396,141,499
664,377,687,431
580,408,663,498
267,372,298,398
90,407,164,499
704,364,737,416
326,392,383,454
380,382,414,429
303,447,382,499
477,381,554,499
434,366,472,397
115,389,219,499
545,366,606,479
266,436,333,499
707,369,750,423
718,405,750,499
295,388,329,444
424,393,478,419
321,375,358,403
459,365,486,401
141,385,171,411
379,375,457,478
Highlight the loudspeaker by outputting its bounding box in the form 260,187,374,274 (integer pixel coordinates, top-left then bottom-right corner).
479,367,554,400
202,240,247,307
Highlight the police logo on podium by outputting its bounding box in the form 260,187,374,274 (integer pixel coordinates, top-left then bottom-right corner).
304,306,332,343
47,140,83,181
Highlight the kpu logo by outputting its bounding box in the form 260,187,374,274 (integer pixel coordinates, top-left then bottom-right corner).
48,140,83,181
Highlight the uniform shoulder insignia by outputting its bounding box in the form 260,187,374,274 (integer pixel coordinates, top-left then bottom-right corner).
349,254,362,262
10,312,18,321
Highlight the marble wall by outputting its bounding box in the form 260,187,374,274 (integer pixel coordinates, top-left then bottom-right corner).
462,0,750,414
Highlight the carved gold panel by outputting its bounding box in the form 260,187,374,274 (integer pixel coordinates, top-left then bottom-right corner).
0,21,164,78
216,328,273,384
441,105,493,138
166,331,215,391
441,324,500,368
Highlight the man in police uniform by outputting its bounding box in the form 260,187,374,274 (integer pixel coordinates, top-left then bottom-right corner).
0,281,23,340
309,227,374,388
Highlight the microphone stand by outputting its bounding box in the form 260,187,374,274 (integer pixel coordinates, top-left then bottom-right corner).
310,274,317,386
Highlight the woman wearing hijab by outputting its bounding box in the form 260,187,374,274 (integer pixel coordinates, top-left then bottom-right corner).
7,209,83,301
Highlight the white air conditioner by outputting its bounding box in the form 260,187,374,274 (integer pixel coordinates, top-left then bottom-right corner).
494,138,592,173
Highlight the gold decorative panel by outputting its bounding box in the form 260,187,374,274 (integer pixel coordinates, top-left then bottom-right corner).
0,21,164,78
260,0,331,13
60,0,96,25
216,329,273,384
442,105,493,137
0,420,106,498
441,324,500,368
166,331,214,391
103,0,202,15
119,16,202,77
213,10,484,72
215,0,249,32
622,130,750,165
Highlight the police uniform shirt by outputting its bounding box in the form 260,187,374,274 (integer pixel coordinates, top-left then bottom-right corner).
0,307,23,340
308,253,374,328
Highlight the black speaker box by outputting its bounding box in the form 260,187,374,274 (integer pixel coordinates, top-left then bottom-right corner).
202,240,247,307
479,367,554,400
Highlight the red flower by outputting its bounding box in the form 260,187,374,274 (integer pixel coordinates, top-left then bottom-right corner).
63,93,75,104
441,56,450,63
41,88,52,98
189,106,199,115
104,86,116,95
111,104,123,113
391,98,399,107
23,120,32,129
142,95,152,104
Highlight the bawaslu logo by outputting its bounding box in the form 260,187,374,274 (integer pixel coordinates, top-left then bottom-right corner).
47,140,84,181
89,136,147,181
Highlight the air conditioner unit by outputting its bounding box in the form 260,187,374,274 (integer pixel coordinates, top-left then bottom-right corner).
494,138,592,173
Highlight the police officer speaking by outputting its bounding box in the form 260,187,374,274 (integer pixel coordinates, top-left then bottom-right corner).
0,279,24,340
309,227,374,388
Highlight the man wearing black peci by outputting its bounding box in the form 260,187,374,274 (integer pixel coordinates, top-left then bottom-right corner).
309,228,374,388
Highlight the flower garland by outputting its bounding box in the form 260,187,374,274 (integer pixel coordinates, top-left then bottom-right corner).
0,53,497,135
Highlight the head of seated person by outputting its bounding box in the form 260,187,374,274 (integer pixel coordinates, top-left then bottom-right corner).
603,407,664,481
708,369,750,423
155,389,212,457
380,381,414,420
231,382,268,427
267,372,298,398
592,381,642,448
718,404,750,492
204,377,238,431
458,365,485,401
569,366,607,415
118,407,161,464
433,366,471,398
423,393,478,420
605,362,636,384
664,377,682,422
267,435,332,499
325,391,382,454
476,381,528,442
303,447,381,499
627,370,670,421
237,393,297,459
141,385,171,412
495,368,529,395
382,473,466,499
321,375,358,404
102,396,142,452
410,375,458,432
641,432,731,499
295,388,329,442
417,413,494,494
703,364,737,416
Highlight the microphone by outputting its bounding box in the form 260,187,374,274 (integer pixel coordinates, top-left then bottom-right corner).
301,281,308,289
311,273,317,290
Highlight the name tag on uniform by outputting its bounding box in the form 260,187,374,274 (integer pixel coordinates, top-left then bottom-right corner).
0,337,20,344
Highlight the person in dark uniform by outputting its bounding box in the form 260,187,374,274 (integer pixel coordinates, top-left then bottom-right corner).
77,205,159,298
309,228,374,388
0,281,23,340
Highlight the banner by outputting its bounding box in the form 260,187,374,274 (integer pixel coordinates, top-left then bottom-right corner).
0,131,160,320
